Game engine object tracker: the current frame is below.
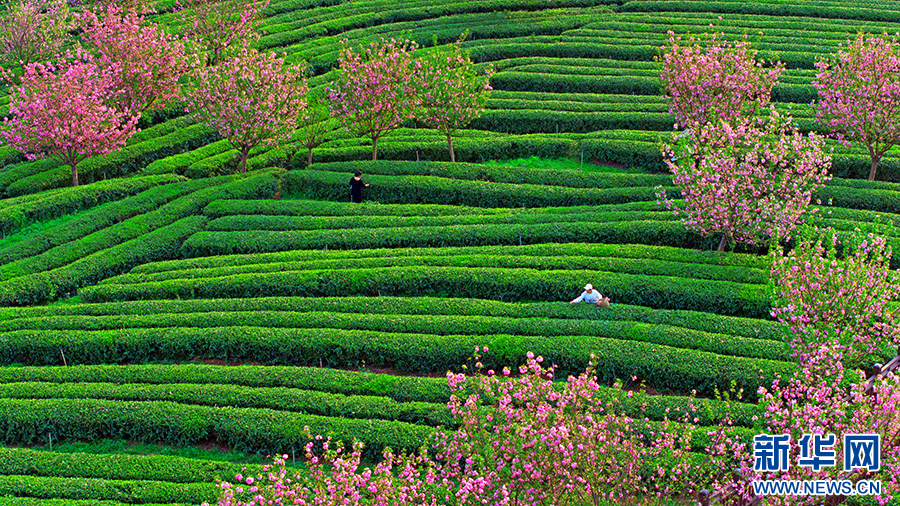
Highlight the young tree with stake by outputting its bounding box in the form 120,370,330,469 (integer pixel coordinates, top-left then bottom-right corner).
296,88,337,167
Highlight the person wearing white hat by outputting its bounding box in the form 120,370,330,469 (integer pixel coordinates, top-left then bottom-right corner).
569,283,609,306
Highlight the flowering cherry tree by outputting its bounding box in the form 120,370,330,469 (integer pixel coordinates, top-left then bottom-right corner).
814,33,900,181
0,51,140,186
185,47,307,173
418,37,493,162
659,31,783,129
0,0,72,68
770,227,900,365
714,343,900,506
328,38,423,161
80,2,193,115
658,109,832,251
175,0,270,66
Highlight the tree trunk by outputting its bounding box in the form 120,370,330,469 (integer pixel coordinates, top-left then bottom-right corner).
71,163,79,187
717,234,728,252
307,146,314,166
869,156,881,181
447,132,455,163
372,137,378,161
240,150,249,173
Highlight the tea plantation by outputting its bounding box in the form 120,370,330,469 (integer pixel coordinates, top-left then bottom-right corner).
2,0,900,504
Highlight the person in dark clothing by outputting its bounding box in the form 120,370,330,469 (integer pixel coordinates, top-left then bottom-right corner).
349,171,370,203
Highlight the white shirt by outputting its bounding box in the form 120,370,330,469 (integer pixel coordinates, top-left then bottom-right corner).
572,290,601,303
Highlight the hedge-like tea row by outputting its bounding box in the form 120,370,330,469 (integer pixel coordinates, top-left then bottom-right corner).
0,170,280,288
141,238,767,274
0,177,237,267
5,124,218,197
0,174,183,237
103,251,765,287
0,447,252,484
0,382,453,427
0,364,447,404
202,198,660,218
303,160,672,188
81,265,769,317
205,209,677,233
0,325,793,398
141,139,232,176
0,397,436,459
0,363,766,427
292,131,667,172
0,216,207,306
179,220,712,257
0,296,784,342
2,308,786,360
472,109,678,133
0,474,215,505
284,169,676,207
618,0,900,24
0,499,188,506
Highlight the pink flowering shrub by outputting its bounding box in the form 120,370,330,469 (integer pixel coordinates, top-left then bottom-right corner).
185,47,308,173
0,0,72,68
718,343,900,505
659,31,783,129
658,109,832,251
328,38,424,161
205,351,752,506
417,35,493,162
434,350,705,505
770,227,900,365
0,49,140,186
814,33,900,181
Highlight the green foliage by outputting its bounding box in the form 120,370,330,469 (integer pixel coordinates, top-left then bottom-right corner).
0,174,182,237
0,397,436,460
285,169,673,206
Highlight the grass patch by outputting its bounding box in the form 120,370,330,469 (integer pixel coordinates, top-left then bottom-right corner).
483,155,628,173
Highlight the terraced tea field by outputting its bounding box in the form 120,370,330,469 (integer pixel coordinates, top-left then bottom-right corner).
2,0,900,504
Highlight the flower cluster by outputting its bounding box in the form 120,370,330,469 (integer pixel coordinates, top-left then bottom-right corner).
659,31,783,129
0,0,72,68
80,2,194,115
328,38,424,161
185,47,308,173
0,49,141,186
770,226,900,365
659,108,832,251
205,350,750,506
814,33,900,181
729,344,900,506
